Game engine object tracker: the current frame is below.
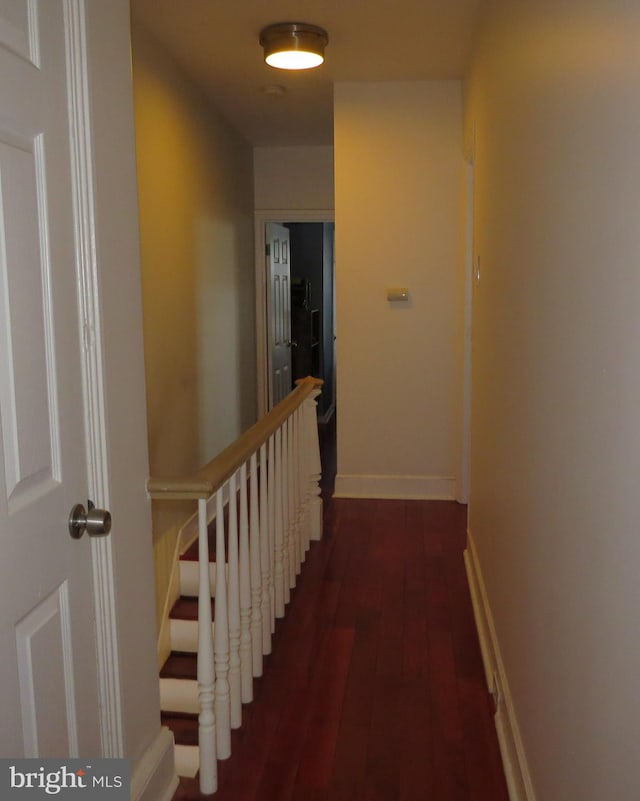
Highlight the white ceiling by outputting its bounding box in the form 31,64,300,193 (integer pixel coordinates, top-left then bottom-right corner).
130,0,480,147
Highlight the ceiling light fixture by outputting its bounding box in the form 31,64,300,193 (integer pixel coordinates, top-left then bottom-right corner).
260,22,328,70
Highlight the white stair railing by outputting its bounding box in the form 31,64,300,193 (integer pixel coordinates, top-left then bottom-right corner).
148,376,323,795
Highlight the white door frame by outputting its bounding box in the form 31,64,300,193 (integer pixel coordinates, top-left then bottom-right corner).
254,209,334,417
66,0,123,756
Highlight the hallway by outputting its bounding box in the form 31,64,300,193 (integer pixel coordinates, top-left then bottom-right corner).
173,423,509,800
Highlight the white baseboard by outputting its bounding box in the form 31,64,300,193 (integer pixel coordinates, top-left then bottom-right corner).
131,726,178,801
464,531,537,801
333,473,456,500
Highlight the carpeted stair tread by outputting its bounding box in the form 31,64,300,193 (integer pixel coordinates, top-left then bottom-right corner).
160,651,198,681
161,712,199,747
171,595,215,621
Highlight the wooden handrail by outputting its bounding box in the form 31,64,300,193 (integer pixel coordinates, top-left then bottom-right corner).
147,376,323,501
154,374,324,793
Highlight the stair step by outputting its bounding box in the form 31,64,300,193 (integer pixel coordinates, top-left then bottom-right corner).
168,597,215,653
170,595,214,621
174,744,199,779
179,559,218,597
170,617,213,653
161,711,199,747
160,651,198,681
159,676,199,714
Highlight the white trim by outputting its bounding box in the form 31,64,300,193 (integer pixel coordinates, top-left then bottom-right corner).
333,473,456,500
131,727,178,801
464,529,537,801
254,208,335,418
64,0,123,757
463,539,495,693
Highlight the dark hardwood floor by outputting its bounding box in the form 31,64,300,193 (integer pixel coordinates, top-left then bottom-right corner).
173,416,508,800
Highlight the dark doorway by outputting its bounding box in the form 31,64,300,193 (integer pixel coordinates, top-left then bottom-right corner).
285,222,335,423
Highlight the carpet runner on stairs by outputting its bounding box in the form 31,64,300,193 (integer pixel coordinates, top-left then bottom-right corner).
159,546,217,779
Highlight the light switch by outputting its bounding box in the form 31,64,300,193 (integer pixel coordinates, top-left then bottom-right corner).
386,287,409,302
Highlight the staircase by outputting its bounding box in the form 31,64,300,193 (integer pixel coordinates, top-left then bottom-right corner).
148,377,324,795
160,534,216,780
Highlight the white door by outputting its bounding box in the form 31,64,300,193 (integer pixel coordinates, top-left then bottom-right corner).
0,1,109,758
266,223,292,407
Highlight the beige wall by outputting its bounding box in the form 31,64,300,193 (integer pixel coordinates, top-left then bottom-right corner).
254,146,334,210
132,24,256,476
334,82,464,499
466,2,640,799
132,23,256,629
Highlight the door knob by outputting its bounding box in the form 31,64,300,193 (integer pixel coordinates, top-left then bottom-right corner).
69,501,112,539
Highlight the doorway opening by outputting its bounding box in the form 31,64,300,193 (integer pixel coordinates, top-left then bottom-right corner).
254,212,336,424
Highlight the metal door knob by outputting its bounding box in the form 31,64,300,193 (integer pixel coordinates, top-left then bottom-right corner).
69,501,112,539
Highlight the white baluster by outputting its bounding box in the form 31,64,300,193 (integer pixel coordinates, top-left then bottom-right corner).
300,402,312,554
300,404,311,555
281,420,291,605
274,426,285,618
197,498,217,794
214,490,231,759
259,443,272,655
267,433,276,632
305,388,323,541
288,416,296,590
249,452,263,677
293,407,303,572
239,462,253,704
227,473,241,729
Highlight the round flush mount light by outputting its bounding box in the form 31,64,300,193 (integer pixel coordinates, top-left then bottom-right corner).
260,22,329,70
